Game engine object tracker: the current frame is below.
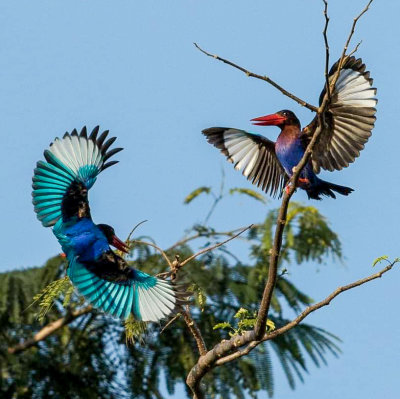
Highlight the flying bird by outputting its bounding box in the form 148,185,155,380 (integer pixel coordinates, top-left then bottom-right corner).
203,56,377,200
32,127,184,322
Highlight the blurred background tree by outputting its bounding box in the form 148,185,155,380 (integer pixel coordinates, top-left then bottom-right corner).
0,187,343,399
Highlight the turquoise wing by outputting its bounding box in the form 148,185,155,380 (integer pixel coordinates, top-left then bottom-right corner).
32,126,122,227
68,257,180,321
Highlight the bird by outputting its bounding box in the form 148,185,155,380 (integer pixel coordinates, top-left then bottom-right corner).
32,126,186,322
202,56,377,200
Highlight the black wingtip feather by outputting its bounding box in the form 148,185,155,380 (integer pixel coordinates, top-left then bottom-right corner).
102,160,119,171
89,126,100,141
80,126,88,138
103,147,123,162
97,130,109,147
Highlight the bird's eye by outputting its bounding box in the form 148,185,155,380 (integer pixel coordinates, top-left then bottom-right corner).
282,112,287,116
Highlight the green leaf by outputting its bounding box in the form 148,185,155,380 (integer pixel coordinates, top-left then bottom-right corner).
372,255,389,267
234,307,251,320
197,286,207,312
229,188,267,204
183,186,211,204
213,322,232,330
124,314,147,344
32,276,73,322
266,319,276,332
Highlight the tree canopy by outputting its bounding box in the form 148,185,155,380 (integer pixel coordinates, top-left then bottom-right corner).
1,188,343,399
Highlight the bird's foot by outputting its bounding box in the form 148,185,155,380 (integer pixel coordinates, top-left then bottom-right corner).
285,184,296,195
298,178,310,185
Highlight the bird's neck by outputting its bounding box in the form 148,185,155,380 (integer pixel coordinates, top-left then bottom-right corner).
277,124,302,142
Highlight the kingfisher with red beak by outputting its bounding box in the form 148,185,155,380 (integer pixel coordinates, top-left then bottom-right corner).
33,127,186,321
203,56,377,200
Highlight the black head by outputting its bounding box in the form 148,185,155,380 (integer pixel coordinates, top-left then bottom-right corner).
97,223,129,253
97,223,116,242
251,109,300,128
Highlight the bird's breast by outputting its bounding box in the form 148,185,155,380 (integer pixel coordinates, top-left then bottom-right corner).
56,218,110,262
275,135,305,176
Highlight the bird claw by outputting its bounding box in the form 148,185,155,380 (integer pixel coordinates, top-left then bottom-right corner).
298,178,310,185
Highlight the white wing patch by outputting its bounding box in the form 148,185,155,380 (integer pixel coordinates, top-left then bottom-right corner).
336,69,377,109
137,279,177,322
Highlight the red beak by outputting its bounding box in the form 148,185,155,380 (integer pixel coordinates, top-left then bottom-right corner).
111,235,130,253
251,113,286,126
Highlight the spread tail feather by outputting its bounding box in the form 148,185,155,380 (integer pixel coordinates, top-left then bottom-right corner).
306,179,353,200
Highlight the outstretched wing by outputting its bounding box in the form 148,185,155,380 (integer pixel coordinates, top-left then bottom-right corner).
67,253,186,321
202,127,288,197
304,56,377,173
32,126,122,227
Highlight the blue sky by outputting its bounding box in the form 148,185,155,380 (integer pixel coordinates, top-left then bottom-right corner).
1,0,399,398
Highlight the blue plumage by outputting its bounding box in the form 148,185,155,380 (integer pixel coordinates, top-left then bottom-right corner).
33,127,182,322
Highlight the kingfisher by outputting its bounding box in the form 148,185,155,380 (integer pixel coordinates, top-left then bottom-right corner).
32,127,185,322
203,56,377,200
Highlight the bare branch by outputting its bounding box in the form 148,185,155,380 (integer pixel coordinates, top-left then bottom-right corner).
323,0,331,100
194,43,318,113
179,225,252,268
126,219,148,243
187,4,375,394
254,114,325,340
183,307,207,356
131,239,173,269
160,312,181,334
330,0,374,94
167,225,258,252
215,260,398,366
8,305,93,355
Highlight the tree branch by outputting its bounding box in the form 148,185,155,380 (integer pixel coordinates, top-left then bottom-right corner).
183,307,207,356
131,239,173,269
323,0,331,100
8,305,93,355
215,259,398,366
167,225,258,252
187,2,374,396
194,43,318,113
179,225,252,268
187,259,398,393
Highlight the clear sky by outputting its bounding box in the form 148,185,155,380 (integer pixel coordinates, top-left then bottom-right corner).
1,0,399,398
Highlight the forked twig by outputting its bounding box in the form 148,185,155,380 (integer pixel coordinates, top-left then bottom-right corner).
179,225,252,268
194,43,318,113
131,239,173,269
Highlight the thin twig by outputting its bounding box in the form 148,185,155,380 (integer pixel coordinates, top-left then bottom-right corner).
348,40,362,57
323,0,331,100
160,313,182,334
131,239,173,269
167,225,259,252
126,220,148,243
180,225,252,268
194,43,318,113
330,0,374,95
8,305,93,355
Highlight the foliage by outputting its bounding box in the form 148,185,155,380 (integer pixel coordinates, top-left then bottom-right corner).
32,276,73,322
0,188,344,398
183,186,211,204
228,188,267,204
213,307,275,337
372,255,389,267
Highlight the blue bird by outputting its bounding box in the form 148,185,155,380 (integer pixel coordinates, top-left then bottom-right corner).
202,56,377,200
32,127,184,321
